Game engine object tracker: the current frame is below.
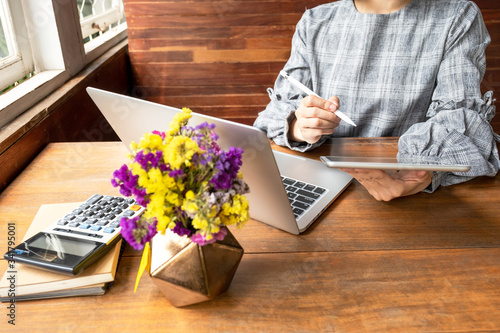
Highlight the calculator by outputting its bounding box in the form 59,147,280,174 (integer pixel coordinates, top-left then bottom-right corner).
4,194,144,275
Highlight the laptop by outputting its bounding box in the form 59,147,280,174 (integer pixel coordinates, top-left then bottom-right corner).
87,87,353,235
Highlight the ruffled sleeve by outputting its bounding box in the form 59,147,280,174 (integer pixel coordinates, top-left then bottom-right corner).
398,2,500,192
398,92,500,192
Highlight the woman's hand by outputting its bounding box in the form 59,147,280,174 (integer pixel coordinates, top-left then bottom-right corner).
289,95,341,144
339,168,433,201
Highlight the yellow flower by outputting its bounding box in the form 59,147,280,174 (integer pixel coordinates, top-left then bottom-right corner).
166,191,181,206
137,132,164,151
131,162,148,188
181,190,198,213
190,205,223,238
155,214,171,234
162,173,176,190
205,216,222,239
220,194,250,228
146,168,163,190
176,180,185,192
192,215,208,231
163,135,201,170
208,205,218,218
167,107,192,136
148,193,166,212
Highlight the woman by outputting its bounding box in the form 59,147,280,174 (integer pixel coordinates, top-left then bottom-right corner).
254,0,500,201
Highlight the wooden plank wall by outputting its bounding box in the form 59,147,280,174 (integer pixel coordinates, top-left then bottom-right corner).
124,0,500,132
124,0,331,125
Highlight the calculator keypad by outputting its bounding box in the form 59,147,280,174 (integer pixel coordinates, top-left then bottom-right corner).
44,194,144,244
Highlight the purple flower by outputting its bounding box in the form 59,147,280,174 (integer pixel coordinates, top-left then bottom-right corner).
111,164,139,197
111,164,150,207
169,169,184,178
191,227,227,246
131,187,149,207
172,221,192,237
135,150,163,170
210,147,243,190
120,216,158,250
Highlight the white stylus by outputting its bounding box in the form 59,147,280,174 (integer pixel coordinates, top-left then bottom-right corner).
280,70,357,127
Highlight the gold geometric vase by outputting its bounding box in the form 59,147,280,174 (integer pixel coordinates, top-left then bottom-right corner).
150,228,244,307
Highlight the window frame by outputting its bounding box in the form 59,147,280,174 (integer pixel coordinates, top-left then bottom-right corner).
0,0,34,92
0,0,127,130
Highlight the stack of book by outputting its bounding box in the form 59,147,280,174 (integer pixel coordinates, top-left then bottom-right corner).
0,202,122,301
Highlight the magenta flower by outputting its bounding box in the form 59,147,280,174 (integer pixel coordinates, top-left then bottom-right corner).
120,216,157,250
111,164,139,197
191,227,228,246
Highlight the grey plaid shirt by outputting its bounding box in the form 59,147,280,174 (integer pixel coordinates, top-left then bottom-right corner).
254,0,500,191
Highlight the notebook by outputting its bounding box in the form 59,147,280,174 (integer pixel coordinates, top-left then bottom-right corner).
87,87,353,234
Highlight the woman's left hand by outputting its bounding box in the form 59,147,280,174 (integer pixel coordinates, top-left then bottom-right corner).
338,168,433,201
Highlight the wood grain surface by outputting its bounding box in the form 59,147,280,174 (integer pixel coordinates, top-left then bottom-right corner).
0,139,499,331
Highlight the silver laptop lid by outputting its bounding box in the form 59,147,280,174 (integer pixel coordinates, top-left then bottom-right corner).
87,87,308,234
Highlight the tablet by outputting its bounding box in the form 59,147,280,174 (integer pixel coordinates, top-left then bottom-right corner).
320,156,471,172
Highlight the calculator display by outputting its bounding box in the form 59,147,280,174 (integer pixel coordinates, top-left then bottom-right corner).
26,233,97,259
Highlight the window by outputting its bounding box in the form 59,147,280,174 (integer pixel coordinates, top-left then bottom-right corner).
77,0,126,54
0,0,127,130
0,1,15,61
0,0,34,93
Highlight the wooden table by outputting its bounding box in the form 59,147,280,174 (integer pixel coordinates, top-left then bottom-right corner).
1,138,499,332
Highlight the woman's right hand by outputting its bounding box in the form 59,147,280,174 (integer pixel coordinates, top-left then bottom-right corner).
289,95,341,144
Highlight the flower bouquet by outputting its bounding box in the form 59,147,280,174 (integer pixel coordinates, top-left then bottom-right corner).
111,107,250,292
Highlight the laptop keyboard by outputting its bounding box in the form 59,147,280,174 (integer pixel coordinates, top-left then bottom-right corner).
282,176,327,219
